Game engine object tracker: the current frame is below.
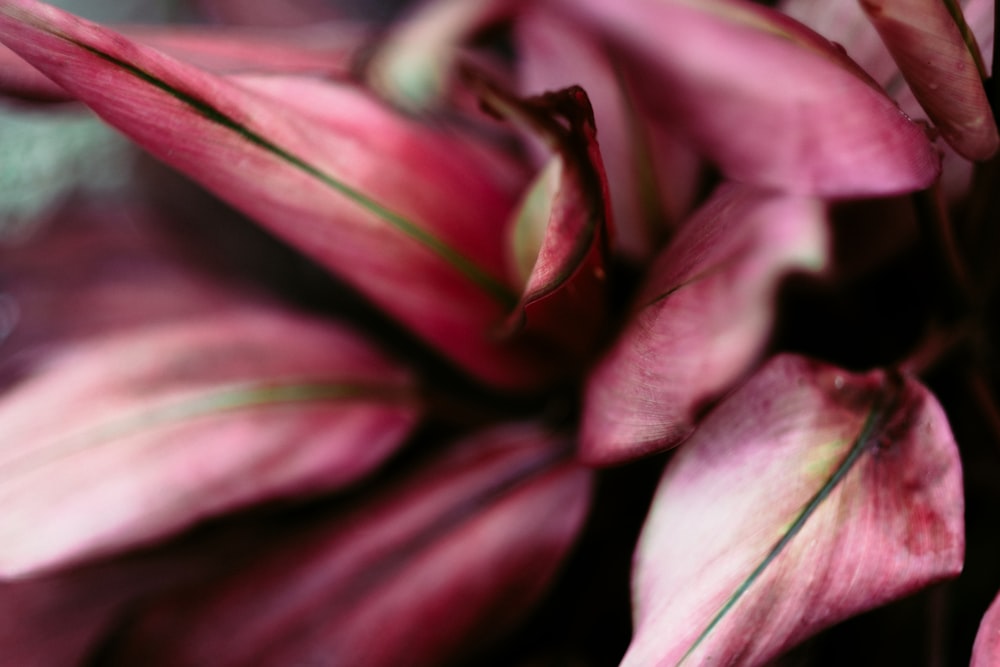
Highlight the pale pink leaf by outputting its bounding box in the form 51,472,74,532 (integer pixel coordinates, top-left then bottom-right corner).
0,303,421,577
0,1,564,389
581,183,828,464
98,423,592,667
625,354,964,667
554,0,941,198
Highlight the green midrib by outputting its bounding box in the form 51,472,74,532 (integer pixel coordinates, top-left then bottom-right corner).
72,40,517,308
675,402,886,666
2,381,413,478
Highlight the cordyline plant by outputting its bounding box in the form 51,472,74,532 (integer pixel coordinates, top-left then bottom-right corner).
0,0,999,664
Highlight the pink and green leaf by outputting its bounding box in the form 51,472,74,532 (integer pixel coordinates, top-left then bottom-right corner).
0,302,421,577
0,0,565,389
624,354,964,667
554,0,941,198
97,423,591,667
581,183,828,464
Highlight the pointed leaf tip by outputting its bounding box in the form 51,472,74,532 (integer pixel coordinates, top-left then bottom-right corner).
624,354,964,667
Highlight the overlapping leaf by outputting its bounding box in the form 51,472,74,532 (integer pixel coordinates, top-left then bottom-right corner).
0,0,571,389
554,0,941,197
625,354,964,667
98,423,591,667
581,183,827,464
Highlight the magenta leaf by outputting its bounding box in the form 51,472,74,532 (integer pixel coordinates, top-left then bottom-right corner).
581,183,828,464
0,0,568,389
554,0,941,197
624,354,964,667
97,423,592,667
973,589,1000,666
0,302,421,577
474,77,612,366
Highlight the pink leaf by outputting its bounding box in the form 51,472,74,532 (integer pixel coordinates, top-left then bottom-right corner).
624,354,964,667
581,183,828,464
474,77,612,366
554,0,941,197
860,0,998,161
0,302,421,577
0,0,563,389
98,423,592,667
973,589,1000,666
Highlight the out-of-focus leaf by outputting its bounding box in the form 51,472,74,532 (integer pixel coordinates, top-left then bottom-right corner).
0,1,572,389
581,183,827,464
974,589,1000,666
624,354,964,667
0,302,421,577
98,422,592,667
0,22,366,101
860,0,998,161
555,0,941,198
0,202,240,368
367,0,515,111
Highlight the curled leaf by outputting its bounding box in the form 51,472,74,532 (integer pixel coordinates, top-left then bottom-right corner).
581,183,828,464
475,77,612,366
624,354,964,667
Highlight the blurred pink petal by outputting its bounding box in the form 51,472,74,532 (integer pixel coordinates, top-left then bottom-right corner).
556,0,941,197
0,1,568,389
0,302,421,577
0,22,365,101
581,183,828,464
624,354,964,667
367,0,515,111
516,5,699,262
477,79,612,364
860,0,998,161
99,423,592,667
0,203,241,366
973,589,1000,666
